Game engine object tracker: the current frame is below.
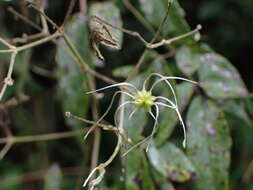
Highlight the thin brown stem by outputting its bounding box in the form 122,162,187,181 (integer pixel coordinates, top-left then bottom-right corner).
125,0,172,81
65,112,117,131
0,141,13,160
62,0,77,27
38,0,49,34
7,6,42,31
0,166,87,187
79,0,87,14
0,52,17,101
123,0,155,34
12,32,48,44
0,129,86,144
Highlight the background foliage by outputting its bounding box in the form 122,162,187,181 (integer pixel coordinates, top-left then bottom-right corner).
0,0,253,190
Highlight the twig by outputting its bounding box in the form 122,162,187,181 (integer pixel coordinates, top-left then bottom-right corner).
243,158,253,184
1,94,29,109
38,0,49,34
65,112,118,132
7,6,42,31
0,141,13,160
123,0,155,34
62,0,77,27
0,108,13,160
0,31,61,102
23,10,116,185
27,3,59,29
0,129,86,144
0,166,87,187
8,3,49,44
29,5,116,85
125,0,173,81
0,31,61,54
12,32,48,44
79,0,87,14
0,51,17,101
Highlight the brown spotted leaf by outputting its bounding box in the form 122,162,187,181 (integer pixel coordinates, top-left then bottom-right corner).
198,52,248,98
147,141,196,182
186,96,232,190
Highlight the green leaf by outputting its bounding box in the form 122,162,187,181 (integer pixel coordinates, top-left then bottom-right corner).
0,161,23,190
124,150,156,190
147,142,196,182
112,65,134,78
139,0,191,38
125,151,142,190
139,0,173,35
151,168,175,190
89,1,123,48
198,52,248,98
175,45,204,76
140,155,156,190
155,82,195,146
122,75,148,142
186,96,232,190
169,0,191,34
221,100,251,128
44,164,62,190
57,14,91,129
122,50,172,142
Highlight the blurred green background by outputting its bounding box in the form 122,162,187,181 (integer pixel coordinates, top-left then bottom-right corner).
0,0,253,190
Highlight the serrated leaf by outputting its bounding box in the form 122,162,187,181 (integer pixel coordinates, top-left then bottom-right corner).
198,52,248,98
186,96,232,190
147,141,196,182
57,15,91,129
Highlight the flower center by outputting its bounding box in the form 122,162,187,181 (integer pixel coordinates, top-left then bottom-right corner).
133,90,156,111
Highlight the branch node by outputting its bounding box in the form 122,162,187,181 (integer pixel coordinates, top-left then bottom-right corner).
4,77,14,86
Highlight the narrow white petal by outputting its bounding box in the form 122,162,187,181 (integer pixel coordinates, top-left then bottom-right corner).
114,101,135,127
175,108,187,148
146,104,159,152
156,101,175,109
129,108,138,119
90,168,105,187
83,166,99,187
149,73,178,106
158,76,197,84
156,96,176,108
86,82,137,94
84,91,134,140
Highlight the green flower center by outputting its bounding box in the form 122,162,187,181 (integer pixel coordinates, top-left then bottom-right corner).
133,90,156,111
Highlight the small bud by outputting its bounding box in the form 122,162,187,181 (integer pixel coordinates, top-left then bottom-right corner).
4,77,14,86
197,24,202,30
65,111,71,118
183,139,186,148
194,32,201,41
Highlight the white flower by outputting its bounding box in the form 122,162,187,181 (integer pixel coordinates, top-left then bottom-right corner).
87,73,197,149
